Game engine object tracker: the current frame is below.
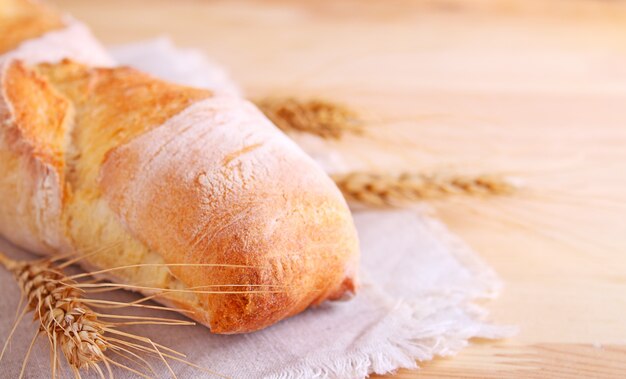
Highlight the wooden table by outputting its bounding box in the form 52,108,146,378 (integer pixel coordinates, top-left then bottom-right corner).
52,0,626,377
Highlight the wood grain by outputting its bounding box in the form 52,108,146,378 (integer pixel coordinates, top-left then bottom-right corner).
49,0,626,377
376,344,626,378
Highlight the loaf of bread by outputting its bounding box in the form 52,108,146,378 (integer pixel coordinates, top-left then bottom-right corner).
0,0,359,333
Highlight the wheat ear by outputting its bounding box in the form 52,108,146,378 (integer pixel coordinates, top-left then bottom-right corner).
255,97,363,139
0,251,217,379
332,171,518,207
0,252,109,375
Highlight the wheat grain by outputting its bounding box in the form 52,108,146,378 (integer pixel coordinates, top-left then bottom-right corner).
0,251,202,379
255,97,363,139
332,171,518,207
0,252,108,375
0,248,286,378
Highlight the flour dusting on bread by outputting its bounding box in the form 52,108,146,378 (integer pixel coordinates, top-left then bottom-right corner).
100,95,359,332
0,0,360,333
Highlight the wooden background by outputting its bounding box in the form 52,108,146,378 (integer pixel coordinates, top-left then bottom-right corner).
51,0,626,377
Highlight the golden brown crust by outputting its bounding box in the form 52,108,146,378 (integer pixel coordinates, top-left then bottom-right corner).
35,60,211,190
0,59,359,333
35,61,218,318
100,97,359,332
0,60,70,253
0,0,65,54
4,60,69,172
0,5,360,333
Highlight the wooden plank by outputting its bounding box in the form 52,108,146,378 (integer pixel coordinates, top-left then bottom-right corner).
48,0,626,377
375,344,626,378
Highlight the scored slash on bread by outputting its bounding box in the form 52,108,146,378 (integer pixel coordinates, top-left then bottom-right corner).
0,0,360,334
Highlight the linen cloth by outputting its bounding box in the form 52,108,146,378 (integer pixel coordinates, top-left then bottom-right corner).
0,39,513,379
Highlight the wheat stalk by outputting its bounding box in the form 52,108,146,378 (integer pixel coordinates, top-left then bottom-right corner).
0,252,110,377
332,171,518,207
255,97,363,139
0,251,209,379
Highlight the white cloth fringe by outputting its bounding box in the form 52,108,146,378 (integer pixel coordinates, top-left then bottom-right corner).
0,39,515,379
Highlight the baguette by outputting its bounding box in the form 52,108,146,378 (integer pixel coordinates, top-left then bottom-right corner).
0,0,359,333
